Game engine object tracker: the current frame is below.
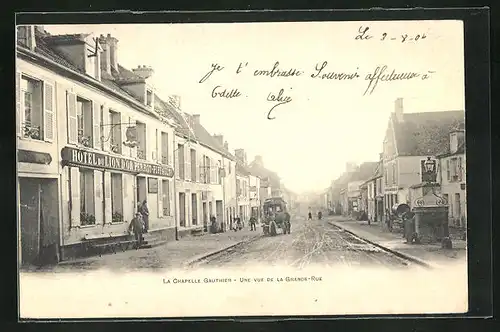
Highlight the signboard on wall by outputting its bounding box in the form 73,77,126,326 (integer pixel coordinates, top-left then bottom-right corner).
148,178,158,193
61,147,174,178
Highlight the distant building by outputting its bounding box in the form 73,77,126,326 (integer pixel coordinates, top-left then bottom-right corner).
436,126,466,228
381,98,465,212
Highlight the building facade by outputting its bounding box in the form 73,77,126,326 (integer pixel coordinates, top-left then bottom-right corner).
437,128,466,228
381,98,465,213
249,173,261,221
17,26,176,264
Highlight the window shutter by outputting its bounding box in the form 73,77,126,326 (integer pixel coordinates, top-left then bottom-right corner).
446,159,451,181
43,82,55,142
157,179,163,218
16,72,21,137
102,107,110,152
93,101,101,149
66,91,78,144
156,129,162,163
94,170,103,224
104,172,112,224
175,149,180,179
185,147,191,181
458,157,463,181
70,167,81,226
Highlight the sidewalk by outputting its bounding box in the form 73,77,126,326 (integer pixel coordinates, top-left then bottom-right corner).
327,216,467,268
35,226,262,273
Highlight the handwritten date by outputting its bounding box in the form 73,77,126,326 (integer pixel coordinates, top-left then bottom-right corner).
356,26,427,43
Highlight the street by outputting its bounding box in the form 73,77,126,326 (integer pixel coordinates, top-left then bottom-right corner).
189,215,415,270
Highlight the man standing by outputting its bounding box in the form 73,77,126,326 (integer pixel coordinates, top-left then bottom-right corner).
139,200,149,233
249,215,257,231
128,212,145,249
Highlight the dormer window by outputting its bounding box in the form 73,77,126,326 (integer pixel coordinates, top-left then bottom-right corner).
146,89,153,107
17,26,36,50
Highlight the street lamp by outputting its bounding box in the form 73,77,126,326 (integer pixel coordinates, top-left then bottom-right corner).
424,156,435,175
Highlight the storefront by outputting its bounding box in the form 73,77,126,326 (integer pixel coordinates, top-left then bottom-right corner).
59,146,174,259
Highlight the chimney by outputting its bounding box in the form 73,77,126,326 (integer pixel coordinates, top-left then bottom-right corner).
213,134,224,146
449,126,465,154
132,64,154,79
99,34,111,75
17,25,36,51
224,141,229,151
106,34,119,73
235,149,247,164
192,114,200,124
169,95,181,109
394,98,404,122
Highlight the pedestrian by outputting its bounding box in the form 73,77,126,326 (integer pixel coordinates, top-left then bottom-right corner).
128,212,145,248
308,212,312,220
139,200,149,233
249,215,257,231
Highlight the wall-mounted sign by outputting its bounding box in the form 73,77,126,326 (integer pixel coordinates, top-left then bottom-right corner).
18,149,52,165
61,147,174,178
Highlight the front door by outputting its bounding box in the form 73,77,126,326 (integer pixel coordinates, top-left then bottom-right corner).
136,176,147,210
19,178,40,265
179,192,186,227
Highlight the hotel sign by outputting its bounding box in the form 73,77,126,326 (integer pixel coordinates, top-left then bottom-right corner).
61,147,174,178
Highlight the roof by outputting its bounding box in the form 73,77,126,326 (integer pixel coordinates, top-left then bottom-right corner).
19,28,157,119
248,160,281,188
436,141,466,158
20,27,236,161
235,161,252,176
350,162,379,182
393,111,465,156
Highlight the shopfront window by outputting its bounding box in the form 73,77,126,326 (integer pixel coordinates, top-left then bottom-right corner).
111,173,124,223
80,169,95,225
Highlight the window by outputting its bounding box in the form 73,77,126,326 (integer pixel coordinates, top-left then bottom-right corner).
178,144,185,179
109,110,122,153
20,76,46,140
80,169,95,225
146,89,153,107
190,149,197,181
111,173,123,223
384,169,388,185
218,160,222,184
154,129,159,161
136,121,147,159
449,157,462,182
205,157,211,183
391,163,396,185
162,180,170,216
161,132,169,164
76,97,93,147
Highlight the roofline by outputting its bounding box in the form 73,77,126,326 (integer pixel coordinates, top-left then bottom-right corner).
17,45,163,122
174,131,234,160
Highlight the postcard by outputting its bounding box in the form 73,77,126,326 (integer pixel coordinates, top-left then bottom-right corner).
16,18,468,319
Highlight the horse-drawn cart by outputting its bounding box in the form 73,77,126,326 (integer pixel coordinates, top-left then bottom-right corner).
262,197,291,236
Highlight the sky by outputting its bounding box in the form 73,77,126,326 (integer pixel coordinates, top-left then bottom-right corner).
44,20,464,193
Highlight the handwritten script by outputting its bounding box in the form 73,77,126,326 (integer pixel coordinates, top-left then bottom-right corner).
199,59,435,120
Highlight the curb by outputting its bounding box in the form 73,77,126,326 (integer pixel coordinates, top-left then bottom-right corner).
184,234,262,268
328,221,432,269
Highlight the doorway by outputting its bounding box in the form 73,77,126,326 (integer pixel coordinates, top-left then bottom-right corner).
202,202,208,231
216,200,223,231
192,193,198,225
179,192,186,227
19,177,59,266
136,176,147,209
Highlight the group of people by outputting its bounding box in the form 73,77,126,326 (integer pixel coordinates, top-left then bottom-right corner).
128,200,150,248
307,210,322,220
231,215,258,232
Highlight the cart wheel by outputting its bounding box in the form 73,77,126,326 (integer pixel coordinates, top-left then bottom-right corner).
270,221,277,236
